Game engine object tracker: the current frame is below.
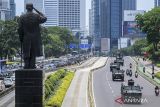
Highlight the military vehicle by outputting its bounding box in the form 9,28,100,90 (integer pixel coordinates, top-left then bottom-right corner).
110,62,120,72
112,69,124,81
114,59,124,66
121,79,143,104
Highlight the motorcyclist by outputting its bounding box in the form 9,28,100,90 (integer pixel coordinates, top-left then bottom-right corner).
135,71,138,78
155,86,159,96
130,63,132,68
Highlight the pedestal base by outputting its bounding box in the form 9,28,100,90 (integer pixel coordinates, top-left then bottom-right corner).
15,69,44,107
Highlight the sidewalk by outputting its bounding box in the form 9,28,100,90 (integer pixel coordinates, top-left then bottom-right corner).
137,57,160,73
133,57,160,85
61,57,107,107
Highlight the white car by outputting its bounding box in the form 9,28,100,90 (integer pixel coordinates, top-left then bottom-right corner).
4,78,14,88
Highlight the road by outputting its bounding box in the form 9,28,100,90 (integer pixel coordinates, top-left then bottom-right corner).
93,56,160,107
0,57,97,107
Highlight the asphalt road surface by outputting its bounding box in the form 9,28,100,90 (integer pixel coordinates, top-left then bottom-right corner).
93,56,160,107
0,57,97,107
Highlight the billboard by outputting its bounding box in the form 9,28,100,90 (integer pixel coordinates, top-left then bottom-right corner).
101,38,110,52
124,10,145,21
123,21,146,37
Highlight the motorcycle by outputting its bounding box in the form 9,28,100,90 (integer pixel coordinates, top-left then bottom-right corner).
129,70,132,77
135,72,138,78
155,88,159,96
130,63,132,68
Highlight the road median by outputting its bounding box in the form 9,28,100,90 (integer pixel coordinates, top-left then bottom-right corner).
61,57,107,107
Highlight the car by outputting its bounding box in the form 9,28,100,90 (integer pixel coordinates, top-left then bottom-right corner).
112,69,125,81
11,75,15,82
3,78,14,88
121,79,143,104
0,80,5,92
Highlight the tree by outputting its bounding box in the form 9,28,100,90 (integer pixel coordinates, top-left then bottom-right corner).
0,20,19,59
47,26,74,53
136,8,160,51
44,34,65,57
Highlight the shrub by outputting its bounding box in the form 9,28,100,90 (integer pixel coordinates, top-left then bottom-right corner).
45,69,67,99
155,72,160,79
45,72,74,107
156,64,160,67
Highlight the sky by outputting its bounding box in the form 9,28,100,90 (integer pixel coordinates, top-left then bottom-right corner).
15,0,154,28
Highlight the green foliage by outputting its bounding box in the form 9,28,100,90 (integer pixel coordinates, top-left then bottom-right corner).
136,7,160,51
156,64,160,67
155,72,160,79
42,26,74,57
45,69,66,99
0,19,20,59
120,39,148,56
45,72,74,107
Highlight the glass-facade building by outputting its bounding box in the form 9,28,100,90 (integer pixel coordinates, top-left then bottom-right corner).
24,0,44,13
155,0,160,7
0,0,10,20
122,0,136,10
110,0,122,49
59,0,80,29
44,0,59,27
92,0,101,51
10,0,16,19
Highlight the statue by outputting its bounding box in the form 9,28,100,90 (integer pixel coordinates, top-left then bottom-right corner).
18,3,47,69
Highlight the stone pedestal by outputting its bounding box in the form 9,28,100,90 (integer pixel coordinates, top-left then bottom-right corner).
15,69,44,107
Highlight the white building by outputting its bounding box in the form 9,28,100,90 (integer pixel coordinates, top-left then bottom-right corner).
24,0,44,13
44,0,59,27
0,0,10,20
58,0,86,31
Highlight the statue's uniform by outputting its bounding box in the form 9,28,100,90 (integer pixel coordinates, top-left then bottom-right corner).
18,12,47,68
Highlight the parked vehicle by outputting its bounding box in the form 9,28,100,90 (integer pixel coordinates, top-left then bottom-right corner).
3,78,14,88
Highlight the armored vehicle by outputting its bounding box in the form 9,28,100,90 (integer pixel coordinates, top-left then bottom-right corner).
110,62,120,72
114,59,124,66
112,69,124,81
121,79,143,104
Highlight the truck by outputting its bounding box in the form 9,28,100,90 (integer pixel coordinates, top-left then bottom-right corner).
112,69,124,81
121,79,143,104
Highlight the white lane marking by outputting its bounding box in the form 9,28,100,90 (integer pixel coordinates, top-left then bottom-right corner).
92,71,97,107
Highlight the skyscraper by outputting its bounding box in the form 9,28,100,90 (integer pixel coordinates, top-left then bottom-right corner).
24,0,44,13
44,0,59,27
91,0,101,51
0,0,10,20
58,0,86,32
155,0,160,7
122,0,137,10
110,0,122,49
10,0,16,19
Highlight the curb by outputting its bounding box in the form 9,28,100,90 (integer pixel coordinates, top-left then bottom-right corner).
88,57,109,107
130,57,160,87
0,86,15,98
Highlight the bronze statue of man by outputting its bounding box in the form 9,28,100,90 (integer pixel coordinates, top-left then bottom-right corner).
18,3,47,69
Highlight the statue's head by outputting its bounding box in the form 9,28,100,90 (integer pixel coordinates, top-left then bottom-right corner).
26,3,33,12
